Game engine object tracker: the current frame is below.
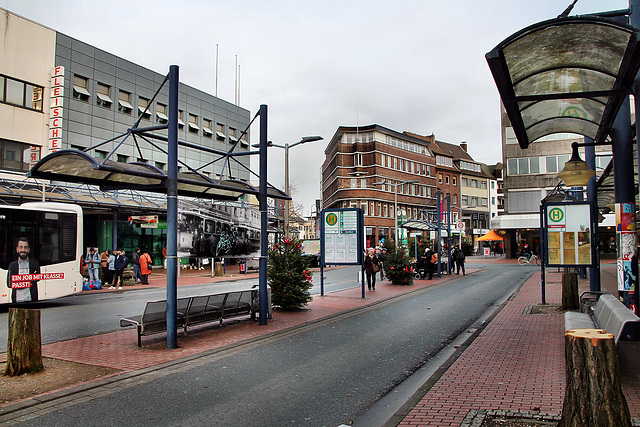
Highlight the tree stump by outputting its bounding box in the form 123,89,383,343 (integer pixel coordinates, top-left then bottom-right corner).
559,329,631,427
561,269,579,311
4,308,43,377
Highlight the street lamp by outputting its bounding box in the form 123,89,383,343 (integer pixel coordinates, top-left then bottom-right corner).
255,136,323,238
373,178,418,246
557,142,596,187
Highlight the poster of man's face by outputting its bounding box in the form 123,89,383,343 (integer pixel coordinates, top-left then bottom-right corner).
16,239,30,261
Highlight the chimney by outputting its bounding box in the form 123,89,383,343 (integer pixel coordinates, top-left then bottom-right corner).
460,141,467,152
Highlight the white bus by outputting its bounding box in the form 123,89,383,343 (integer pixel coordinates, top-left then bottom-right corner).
0,202,83,304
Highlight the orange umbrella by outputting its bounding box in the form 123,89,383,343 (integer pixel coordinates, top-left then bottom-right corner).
476,230,504,241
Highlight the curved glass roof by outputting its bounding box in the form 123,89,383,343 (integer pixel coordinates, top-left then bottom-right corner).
486,16,640,149
29,150,289,201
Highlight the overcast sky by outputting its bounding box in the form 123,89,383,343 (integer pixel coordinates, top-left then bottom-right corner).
2,0,629,215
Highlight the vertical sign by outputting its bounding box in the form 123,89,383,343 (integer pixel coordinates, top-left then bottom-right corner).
616,202,637,298
49,66,65,153
545,203,591,266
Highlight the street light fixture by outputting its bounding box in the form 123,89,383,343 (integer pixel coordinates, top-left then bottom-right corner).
373,178,418,246
255,136,323,238
557,142,596,187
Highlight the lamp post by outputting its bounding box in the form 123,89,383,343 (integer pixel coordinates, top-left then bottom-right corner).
373,178,418,245
255,136,323,239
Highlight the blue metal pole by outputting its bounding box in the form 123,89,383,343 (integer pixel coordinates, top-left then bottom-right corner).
584,137,600,292
436,190,441,278
540,204,546,304
166,65,179,349
611,96,636,308
258,105,269,325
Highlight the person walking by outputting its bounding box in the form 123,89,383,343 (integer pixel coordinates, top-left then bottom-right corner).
456,247,466,275
450,247,459,274
85,247,100,283
132,247,141,284
364,247,380,291
110,248,128,290
139,248,152,285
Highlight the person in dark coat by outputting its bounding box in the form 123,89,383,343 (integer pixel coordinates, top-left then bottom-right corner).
455,247,466,275
364,247,380,291
424,247,436,280
7,237,40,303
378,247,387,280
110,248,128,290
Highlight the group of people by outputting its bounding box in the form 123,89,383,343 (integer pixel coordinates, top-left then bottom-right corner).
86,247,153,289
423,246,466,278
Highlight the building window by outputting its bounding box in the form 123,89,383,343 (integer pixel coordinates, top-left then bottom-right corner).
117,154,129,163
355,153,362,166
361,178,366,188
118,90,133,114
0,75,44,111
202,119,213,137
229,127,237,143
178,110,185,129
1,140,30,171
72,75,90,102
445,176,450,185
188,114,199,134
95,150,107,160
453,194,458,204
216,123,226,141
351,178,357,188
438,174,443,184
155,161,165,170
96,83,112,108
453,177,457,186
156,103,168,124
138,97,151,120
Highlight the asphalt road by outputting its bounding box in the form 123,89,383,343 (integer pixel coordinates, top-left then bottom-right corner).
0,266,361,352
13,262,532,427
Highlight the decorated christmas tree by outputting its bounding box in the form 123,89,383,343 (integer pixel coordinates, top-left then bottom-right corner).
268,238,313,310
382,239,414,286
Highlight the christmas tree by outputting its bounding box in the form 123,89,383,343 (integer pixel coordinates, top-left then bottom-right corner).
382,239,414,286
268,238,313,310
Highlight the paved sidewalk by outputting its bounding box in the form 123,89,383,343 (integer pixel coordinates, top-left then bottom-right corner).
2,257,640,427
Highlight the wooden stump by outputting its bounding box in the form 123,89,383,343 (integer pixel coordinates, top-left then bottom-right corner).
4,308,43,376
561,270,579,311
559,329,631,427
214,262,223,277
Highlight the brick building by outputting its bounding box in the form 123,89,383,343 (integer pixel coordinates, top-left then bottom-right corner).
321,125,438,248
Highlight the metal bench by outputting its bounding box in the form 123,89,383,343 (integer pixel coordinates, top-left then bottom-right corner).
119,297,191,347
120,289,264,347
564,292,640,345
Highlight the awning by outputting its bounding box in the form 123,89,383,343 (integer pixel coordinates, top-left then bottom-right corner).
486,16,640,149
476,230,504,241
29,149,290,201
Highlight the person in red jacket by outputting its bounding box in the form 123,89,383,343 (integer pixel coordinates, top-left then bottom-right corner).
139,248,153,285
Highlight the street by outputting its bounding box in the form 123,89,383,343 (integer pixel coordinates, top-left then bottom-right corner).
10,262,532,426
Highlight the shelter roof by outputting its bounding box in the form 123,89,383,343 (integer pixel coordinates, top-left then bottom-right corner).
486,15,640,149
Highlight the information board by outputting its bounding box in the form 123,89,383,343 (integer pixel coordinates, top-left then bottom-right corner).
321,209,362,265
545,203,592,267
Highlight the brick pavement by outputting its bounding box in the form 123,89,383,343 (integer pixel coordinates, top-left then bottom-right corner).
3,256,640,427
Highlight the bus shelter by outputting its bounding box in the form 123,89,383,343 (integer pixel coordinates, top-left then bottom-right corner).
29,66,287,348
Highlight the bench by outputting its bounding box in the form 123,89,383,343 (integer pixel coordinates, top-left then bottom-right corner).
564,292,640,345
120,289,262,347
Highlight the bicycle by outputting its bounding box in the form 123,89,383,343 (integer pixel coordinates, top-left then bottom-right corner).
518,254,540,265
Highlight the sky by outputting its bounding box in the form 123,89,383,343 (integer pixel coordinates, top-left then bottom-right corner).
1,0,629,215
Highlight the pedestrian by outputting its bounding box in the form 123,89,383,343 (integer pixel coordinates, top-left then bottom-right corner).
139,248,152,285
364,247,380,291
162,246,167,269
378,247,387,280
456,247,466,275
106,250,115,285
132,247,141,284
100,248,109,282
110,248,128,290
85,247,100,283
450,247,459,274
423,247,435,279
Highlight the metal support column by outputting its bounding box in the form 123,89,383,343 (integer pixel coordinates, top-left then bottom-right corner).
258,104,269,325
611,96,637,309
166,65,179,349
